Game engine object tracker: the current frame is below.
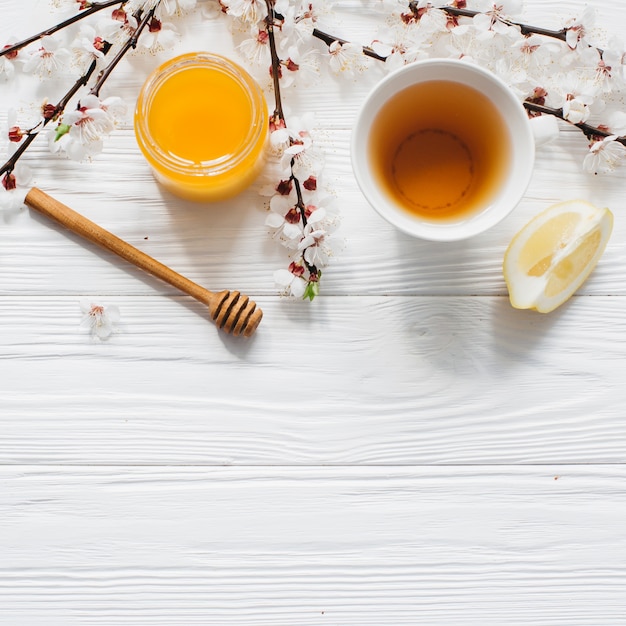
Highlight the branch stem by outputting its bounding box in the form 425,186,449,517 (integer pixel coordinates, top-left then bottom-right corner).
90,3,160,96
0,49,105,178
0,0,126,58
264,1,285,121
523,101,624,144
312,28,387,62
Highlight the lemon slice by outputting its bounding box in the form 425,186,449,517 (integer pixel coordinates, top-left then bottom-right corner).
503,200,613,313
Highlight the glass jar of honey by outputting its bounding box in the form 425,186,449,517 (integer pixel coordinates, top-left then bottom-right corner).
134,52,268,202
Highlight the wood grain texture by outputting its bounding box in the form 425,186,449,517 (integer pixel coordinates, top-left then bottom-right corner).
2,1,626,624
1,466,626,626
2,294,626,465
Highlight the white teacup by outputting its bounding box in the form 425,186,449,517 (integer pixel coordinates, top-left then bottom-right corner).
351,59,535,242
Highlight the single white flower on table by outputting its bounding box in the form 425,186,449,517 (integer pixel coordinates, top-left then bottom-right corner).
583,135,626,175
80,300,120,340
22,35,72,77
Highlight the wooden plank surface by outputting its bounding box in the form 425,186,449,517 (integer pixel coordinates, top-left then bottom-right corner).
2,0,626,624
2,294,626,464
2,466,626,626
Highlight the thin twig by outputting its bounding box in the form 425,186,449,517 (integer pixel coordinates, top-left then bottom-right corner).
0,0,126,58
264,2,285,123
312,28,387,62
89,3,160,96
0,45,110,179
264,0,320,286
523,101,624,144
311,11,620,147
1,1,161,180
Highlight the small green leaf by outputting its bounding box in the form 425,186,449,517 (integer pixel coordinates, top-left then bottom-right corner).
54,123,71,142
303,277,320,301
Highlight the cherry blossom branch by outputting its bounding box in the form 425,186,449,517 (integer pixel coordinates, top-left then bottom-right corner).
0,43,112,183
405,2,605,54
523,101,625,145
0,0,126,58
1,2,161,187
311,19,622,148
413,2,569,43
312,28,386,62
89,2,160,96
264,0,322,299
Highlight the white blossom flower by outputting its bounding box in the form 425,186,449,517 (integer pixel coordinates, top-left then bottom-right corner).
137,18,179,53
472,2,521,39
238,27,270,66
0,163,32,213
602,37,626,86
577,46,619,93
52,94,126,160
265,192,305,249
606,110,626,136
582,135,626,175
283,141,325,182
298,206,338,267
562,95,591,124
22,35,72,77
221,0,268,24
407,1,449,34
71,24,107,70
273,266,307,298
0,44,18,80
280,2,324,50
80,300,120,340
564,6,595,50
279,46,321,88
371,26,428,70
158,0,197,17
327,40,369,77
125,0,161,13
51,0,90,10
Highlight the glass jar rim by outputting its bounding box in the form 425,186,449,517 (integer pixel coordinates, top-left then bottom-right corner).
135,52,267,178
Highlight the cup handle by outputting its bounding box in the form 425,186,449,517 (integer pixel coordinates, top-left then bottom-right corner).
529,114,560,148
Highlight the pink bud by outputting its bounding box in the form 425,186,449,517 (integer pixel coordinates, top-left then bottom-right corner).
2,172,16,191
8,126,23,142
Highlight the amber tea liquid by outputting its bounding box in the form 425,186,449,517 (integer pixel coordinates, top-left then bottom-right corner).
368,80,512,223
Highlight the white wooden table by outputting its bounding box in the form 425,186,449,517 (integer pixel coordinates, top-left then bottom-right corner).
2,1,626,624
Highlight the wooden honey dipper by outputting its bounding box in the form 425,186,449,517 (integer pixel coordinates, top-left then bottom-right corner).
24,187,263,337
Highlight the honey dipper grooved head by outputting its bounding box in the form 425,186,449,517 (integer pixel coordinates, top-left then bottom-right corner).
209,290,262,336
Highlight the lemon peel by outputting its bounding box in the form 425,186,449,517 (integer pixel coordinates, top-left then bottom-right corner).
503,200,613,313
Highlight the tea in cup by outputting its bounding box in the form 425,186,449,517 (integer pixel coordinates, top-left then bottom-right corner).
351,59,535,241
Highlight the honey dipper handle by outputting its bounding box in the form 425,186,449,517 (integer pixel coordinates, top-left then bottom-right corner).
25,187,216,307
